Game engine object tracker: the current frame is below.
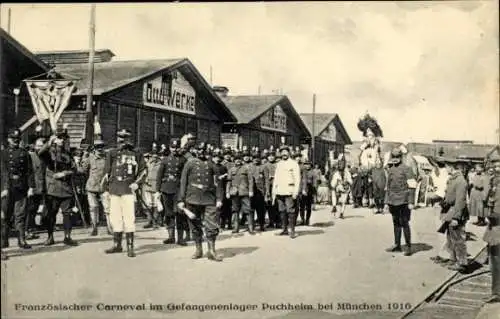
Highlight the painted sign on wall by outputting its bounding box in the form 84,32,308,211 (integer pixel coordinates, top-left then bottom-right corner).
321,122,337,142
260,104,287,133
143,71,196,115
221,133,239,149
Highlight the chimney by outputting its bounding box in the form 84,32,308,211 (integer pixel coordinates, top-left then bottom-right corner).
213,86,229,98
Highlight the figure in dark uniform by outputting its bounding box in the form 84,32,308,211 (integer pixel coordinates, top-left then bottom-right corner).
220,147,234,230
26,132,46,240
251,148,269,232
484,161,500,303
384,148,417,256
265,148,279,228
299,160,315,225
142,141,163,229
177,142,224,261
212,148,229,231
38,127,78,246
1,129,35,250
157,138,188,245
227,149,254,234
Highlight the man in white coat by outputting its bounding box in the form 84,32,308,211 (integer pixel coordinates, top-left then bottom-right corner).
272,145,301,239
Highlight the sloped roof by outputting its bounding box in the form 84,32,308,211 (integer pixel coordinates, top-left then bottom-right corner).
406,142,495,159
1,28,50,71
299,113,352,144
55,58,184,95
221,95,283,124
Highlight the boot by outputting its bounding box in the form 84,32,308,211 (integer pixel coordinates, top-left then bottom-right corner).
331,206,337,214
90,223,98,236
163,228,176,244
289,214,297,239
247,214,255,235
276,212,289,236
17,229,32,249
386,226,402,252
44,233,55,246
176,228,187,246
403,225,412,252
206,239,223,262
404,245,412,256
1,224,9,248
63,229,79,246
143,220,153,229
152,208,159,229
1,250,7,261
105,232,123,254
185,230,192,242
232,213,240,234
192,241,203,259
126,232,136,258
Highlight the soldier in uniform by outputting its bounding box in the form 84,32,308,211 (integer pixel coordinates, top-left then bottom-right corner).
220,147,234,230
142,141,163,229
26,136,46,239
177,142,224,261
38,127,78,246
484,160,500,303
156,138,188,245
104,129,146,258
251,148,269,232
442,158,470,271
80,138,112,236
384,148,417,256
1,129,35,250
299,159,316,225
272,145,301,239
265,148,279,229
227,149,255,234
212,148,229,230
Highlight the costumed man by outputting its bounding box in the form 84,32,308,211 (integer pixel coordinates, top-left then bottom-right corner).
299,159,316,225
384,148,417,256
330,157,352,219
157,138,188,245
26,129,46,239
357,114,383,208
220,146,234,230
483,160,500,303
371,158,387,214
1,129,35,250
272,145,301,239
441,157,469,271
177,142,224,262
142,141,163,229
251,147,269,232
104,129,146,258
265,147,279,229
80,138,112,236
72,145,88,227
227,147,254,234
38,126,78,246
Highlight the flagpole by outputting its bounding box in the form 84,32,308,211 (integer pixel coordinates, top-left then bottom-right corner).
312,93,316,165
85,3,96,143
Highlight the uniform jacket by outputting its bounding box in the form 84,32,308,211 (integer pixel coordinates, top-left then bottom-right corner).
384,163,416,206
38,147,75,198
143,155,163,192
301,168,318,194
1,146,35,193
443,171,469,223
29,151,46,195
371,167,387,197
81,151,107,193
469,173,490,202
214,163,229,197
227,163,254,197
178,157,223,206
272,158,301,198
265,161,277,196
252,163,270,196
484,175,500,245
105,147,146,196
157,154,187,194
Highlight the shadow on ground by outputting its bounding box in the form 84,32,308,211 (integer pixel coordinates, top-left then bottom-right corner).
295,229,325,236
218,246,259,258
5,244,74,258
339,215,364,219
311,221,335,228
412,243,434,254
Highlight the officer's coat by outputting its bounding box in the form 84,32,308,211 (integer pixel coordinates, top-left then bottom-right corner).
178,157,223,206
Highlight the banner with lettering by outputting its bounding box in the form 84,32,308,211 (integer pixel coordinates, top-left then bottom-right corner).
24,80,76,131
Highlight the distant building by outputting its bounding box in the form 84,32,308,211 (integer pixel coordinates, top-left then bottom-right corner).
431,140,474,144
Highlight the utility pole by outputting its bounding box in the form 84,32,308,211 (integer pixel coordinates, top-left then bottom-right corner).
85,3,96,143
311,93,316,164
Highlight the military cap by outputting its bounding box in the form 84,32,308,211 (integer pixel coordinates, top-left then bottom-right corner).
170,138,180,148
8,128,21,140
391,148,403,158
261,149,269,159
303,159,312,165
196,141,208,152
94,138,105,147
117,128,132,138
268,150,276,157
223,146,232,155
212,147,223,158
279,145,290,153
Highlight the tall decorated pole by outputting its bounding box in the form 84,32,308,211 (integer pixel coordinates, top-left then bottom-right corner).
85,3,96,144
311,93,316,165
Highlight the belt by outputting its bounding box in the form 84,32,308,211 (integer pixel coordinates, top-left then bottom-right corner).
191,183,205,189
474,186,484,191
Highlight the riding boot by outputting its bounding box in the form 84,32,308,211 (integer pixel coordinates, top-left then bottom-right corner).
232,213,240,234
276,212,289,236
17,228,32,249
247,214,255,235
126,232,136,258
206,239,223,262
105,232,123,254
90,223,98,236
185,229,192,242
44,232,55,246
176,228,187,246
289,214,297,239
151,207,159,229
403,225,412,256
386,226,402,252
1,223,9,248
192,241,203,259
90,208,98,236
163,228,176,244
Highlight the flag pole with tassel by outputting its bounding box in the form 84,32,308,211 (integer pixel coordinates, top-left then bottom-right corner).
85,3,96,144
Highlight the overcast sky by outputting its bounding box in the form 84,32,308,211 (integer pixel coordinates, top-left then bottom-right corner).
1,2,498,143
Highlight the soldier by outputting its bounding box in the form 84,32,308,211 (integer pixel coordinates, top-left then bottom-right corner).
38,127,78,246
299,159,316,225
142,141,163,229
177,142,224,261
1,129,35,250
212,148,229,230
156,138,188,245
80,138,112,236
220,147,234,230
384,148,417,256
442,158,470,272
272,145,301,239
227,148,255,234
265,148,279,229
483,160,500,303
104,129,146,258
26,137,46,239
251,148,269,232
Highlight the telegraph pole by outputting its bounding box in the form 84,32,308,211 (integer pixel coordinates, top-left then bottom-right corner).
311,93,316,164
85,3,96,143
